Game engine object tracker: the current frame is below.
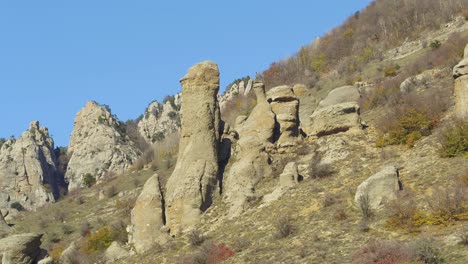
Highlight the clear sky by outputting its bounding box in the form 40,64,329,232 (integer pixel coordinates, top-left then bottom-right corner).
0,0,373,147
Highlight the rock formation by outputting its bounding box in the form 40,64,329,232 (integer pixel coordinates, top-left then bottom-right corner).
104,241,129,262
137,94,181,144
354,166,402,210
0,121,58,210
266,85,300,146
306,85,362,137
452,44,468,118
129,174,167,253
164,61,221,234
0,233,45,264
261,162,301,207
219,78,254,111
223,81,275,217
400,68,447,93
65,101,140,190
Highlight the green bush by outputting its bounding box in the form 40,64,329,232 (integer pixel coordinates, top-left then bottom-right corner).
439,120,468,158
384,64,399,77
85,227,113,253
429,40,441,49
83,173,96,188
376,109,434,148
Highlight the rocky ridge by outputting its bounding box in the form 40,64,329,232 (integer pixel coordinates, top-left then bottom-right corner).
65,101,140,190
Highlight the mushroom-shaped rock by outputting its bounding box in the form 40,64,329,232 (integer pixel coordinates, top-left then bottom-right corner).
354,166,402,210
165,61,221,234
267,85,300,144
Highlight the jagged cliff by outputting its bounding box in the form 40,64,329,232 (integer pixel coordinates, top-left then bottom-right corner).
65,101,140,190
0,121,59,211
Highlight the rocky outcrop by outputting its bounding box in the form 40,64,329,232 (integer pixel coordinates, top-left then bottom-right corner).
59,242,82,264
0,233,45,264
219,78,254,111
164,61,221,234
354,166,402,210
65,101,140,190
266,86,300,146
452,44,468,118
400,68,447,93
223,82,275,217
305,85,362,137
129,174,167,253
262,162,300,206
137,94,181,144
317,85,360,108
104,241,129,262
0,121,58,211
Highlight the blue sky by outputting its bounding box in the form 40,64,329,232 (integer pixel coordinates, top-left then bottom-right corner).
0,0,372,147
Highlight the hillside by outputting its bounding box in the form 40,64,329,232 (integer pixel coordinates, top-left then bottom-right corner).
1,1,468,264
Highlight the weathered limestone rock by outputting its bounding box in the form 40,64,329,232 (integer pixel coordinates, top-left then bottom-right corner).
129,174,167,253
267,85,300,145
164,61,221,234
354,166,402,210
400,68,447,93
104,241,129,262
317,85,360,108
453,44,468,118
223,82,275,217
304,85,362,137
262,162,300,206
59,242,82,264
137,94,181,144
0,121,58,210
66,101,140,190
0,233,44,264
309,102,361,137
244,79,253,96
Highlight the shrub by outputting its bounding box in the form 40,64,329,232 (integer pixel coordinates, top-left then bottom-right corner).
308,154,335,179
49,245,64,263
459,225,468,245
427,186,467,221
383,64,399,77
275,215,295,238
85,227,113,253
62,225,74,235
10,201,24,211
376,108,434,148
358,194,373,220
322,193,338,207
105,185,117,198
188,229,206,247
353,240,413,264
115,197,136,215
429,40,441,49
413,237,443,264
80,221,92,237
83,173,96,188
386,190,419,230
438,120,468,158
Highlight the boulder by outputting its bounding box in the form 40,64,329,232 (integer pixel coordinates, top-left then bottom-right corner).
129,174,167,253
65,101,140,190
0,121,59,210
59,242,83,264
279,162,300,187
317,86,360,108
37,256,53,264
308,102,361,137
400,68,446,93
137,94,181,144
267,85,300,145
165,61,221,234
453,44,468,118
354,166,402,210
104,241,129,262
223,82,275,217
0,233,44,264
261,162,300,206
